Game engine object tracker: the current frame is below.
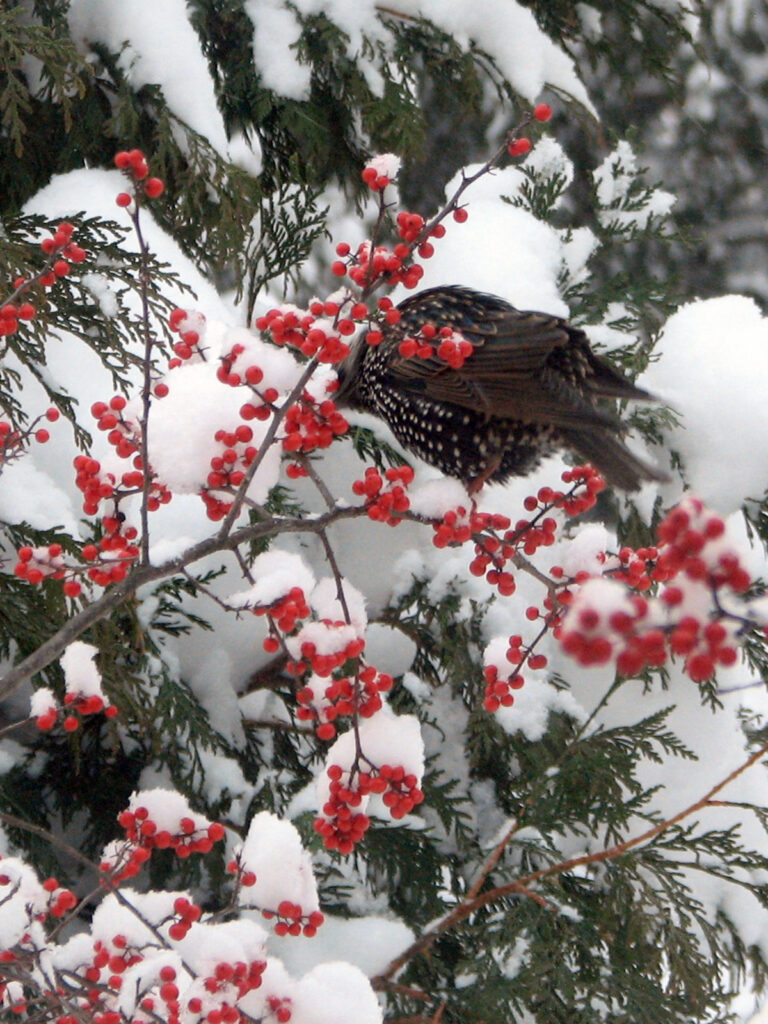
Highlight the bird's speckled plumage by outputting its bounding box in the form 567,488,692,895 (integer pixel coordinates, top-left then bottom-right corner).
335,285,664,491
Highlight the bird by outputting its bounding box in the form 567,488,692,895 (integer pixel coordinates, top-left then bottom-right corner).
334,284,665,493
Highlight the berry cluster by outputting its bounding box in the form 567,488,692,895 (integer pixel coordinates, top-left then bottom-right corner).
205,421,260,497
0,407,59,467
0,863,77,942
168,895,203,940
296,663,392,741
168,307,206,366
351,464,413,524
281,396,349,462
226,855,258,891
466,468,604,592
0,221,86,341
114,148,165,206
14,542,67,586
34,690,118,733
262,901,325,939
314,762,424,854
218,343,271,399
102,801,226,883
256,305,350,364
333,237,426,292
506,103,552,159
256,587,312,655
87,398,171,513
559,497,759,682
0,297,36,338
41,875,79,918
267,996,293,1023
184,957,271,1023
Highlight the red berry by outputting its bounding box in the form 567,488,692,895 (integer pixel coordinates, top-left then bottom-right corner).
533,103,552,122
144,177,165,198
508,138,532,157
116,193,132,208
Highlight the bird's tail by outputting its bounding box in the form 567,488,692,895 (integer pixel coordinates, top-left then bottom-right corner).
560,428,668,492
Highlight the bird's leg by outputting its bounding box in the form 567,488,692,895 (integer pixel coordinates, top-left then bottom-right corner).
467,452,503,496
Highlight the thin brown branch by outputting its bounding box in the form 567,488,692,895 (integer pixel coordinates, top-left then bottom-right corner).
217,359,319,538
372,734,768,986
0,504,368,703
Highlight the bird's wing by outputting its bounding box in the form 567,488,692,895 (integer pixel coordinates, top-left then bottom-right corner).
387,304,622,429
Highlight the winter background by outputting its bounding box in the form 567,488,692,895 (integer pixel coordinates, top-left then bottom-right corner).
2,2,768,1023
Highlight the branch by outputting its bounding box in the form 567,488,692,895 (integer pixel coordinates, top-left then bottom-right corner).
0,504,368,703
217,358,319,538
372,734,768,985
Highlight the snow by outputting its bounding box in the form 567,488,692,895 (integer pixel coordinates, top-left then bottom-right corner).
185,647,246,747
246,0,312,99
230,551,316,608
268,914,413,978
290,961,383,1024
0,858,48,948
28,687,57,717
412,164,570,316
59,641,103,697
0,458,82,537
237,811,319,914
594,141,676,229
67,0,261,169
243,0,594,112
146,359,279,503
309,576,367,631
524,136,574,191
363,623,417,678
408,478,471,519
124,787,212,834
640,295,768,513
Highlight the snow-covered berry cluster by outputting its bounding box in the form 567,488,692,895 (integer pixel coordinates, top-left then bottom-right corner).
256,586,312,655
100,790,225,883
559,497,762,682
167,307,207,366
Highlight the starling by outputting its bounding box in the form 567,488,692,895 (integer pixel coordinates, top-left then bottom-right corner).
335,285,665,492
